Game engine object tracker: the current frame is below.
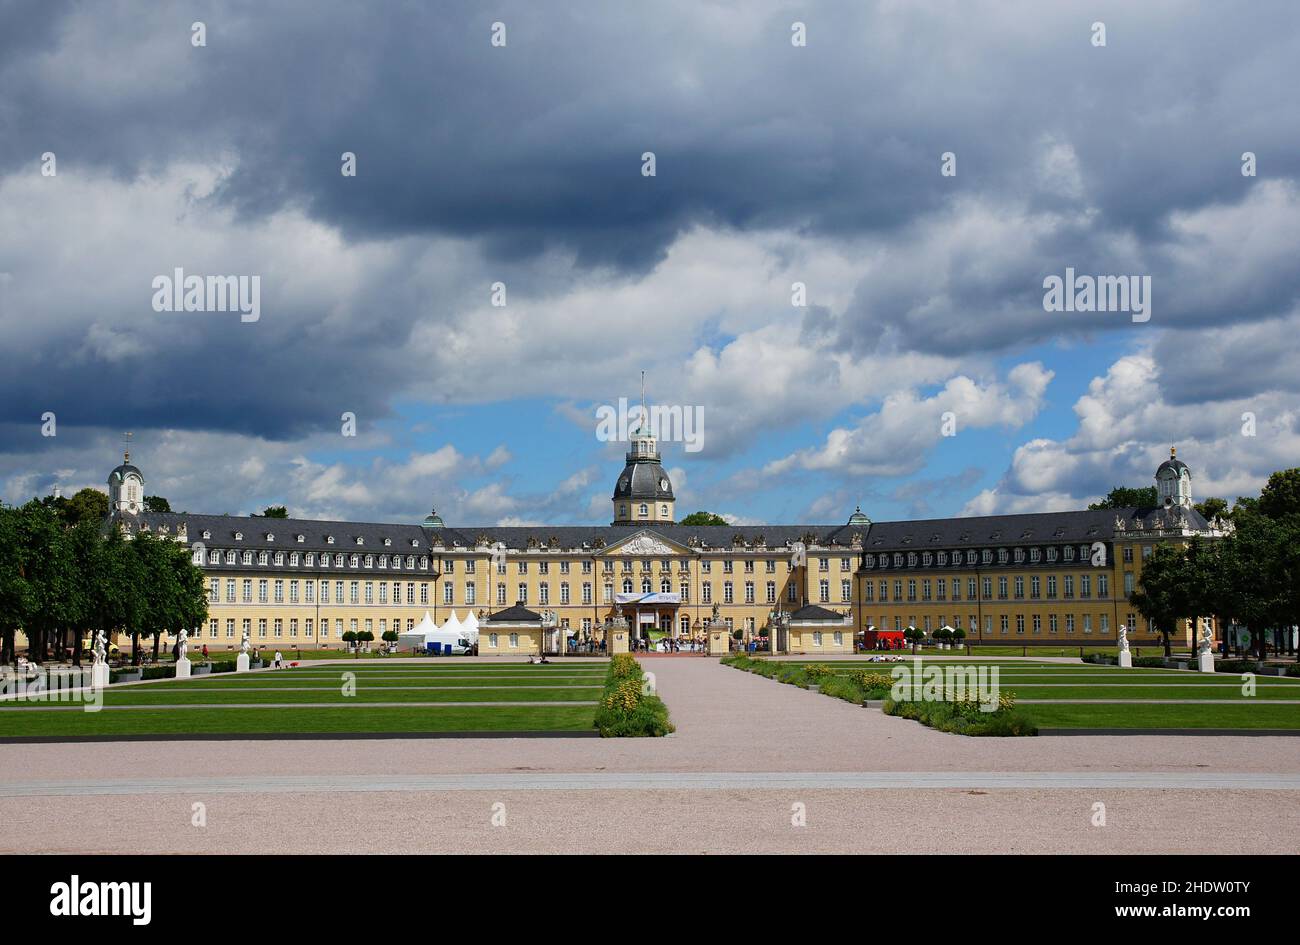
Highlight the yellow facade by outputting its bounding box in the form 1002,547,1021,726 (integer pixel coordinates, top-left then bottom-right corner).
789,626,854,655
854,533,1211,648
479,626,542,656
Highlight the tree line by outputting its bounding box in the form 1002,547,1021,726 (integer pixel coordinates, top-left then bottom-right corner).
1130,469,1300,659
0,496,209,666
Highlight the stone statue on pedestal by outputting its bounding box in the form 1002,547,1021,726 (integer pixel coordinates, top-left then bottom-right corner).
92,629,106,665
239,629,251,655
1197,620,1216,673
177,628,189,661
1117,624,1132,668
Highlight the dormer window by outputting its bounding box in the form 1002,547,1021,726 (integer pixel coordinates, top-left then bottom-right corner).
410,539,419,548
234,532,243,541
202,530,211,540
383,538,392,546
355,537,364,546
266,533,274,542
296,535,305,543
326,535,334,544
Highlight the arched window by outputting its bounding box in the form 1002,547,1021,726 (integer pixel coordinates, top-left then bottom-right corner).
639,503,648,516
622,578,633,593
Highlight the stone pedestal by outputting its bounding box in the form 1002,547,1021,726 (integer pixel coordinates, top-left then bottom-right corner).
708,628,729,656
175,656,192,679
608,629,628,655
236,653,251,673
90,662,110,688
1118,650,1132,668
1198,651,1215,673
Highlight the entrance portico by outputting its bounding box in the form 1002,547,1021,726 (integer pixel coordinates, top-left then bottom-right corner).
615,592,682,639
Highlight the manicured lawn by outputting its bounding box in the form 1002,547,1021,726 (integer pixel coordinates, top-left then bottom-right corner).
0,705,597,738
1023,703,1300,730
730,655,1300,734
0,663,604,738
88,685,604,705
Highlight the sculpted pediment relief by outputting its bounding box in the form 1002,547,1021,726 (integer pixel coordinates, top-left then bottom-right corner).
604,530,689,557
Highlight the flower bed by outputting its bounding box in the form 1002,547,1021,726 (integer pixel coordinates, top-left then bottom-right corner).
593,653,675,737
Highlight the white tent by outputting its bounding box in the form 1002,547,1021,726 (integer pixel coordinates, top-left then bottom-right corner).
425,610,473,655
397,611,438,651
460,610,479,641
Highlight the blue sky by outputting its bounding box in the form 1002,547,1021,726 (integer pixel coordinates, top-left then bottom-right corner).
2,1,1298,526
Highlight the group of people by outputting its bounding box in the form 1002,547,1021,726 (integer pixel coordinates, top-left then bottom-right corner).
634,635,709,654
565,632,606,654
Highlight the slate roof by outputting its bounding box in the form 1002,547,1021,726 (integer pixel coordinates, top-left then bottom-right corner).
486,604,543,623
858,506,1211,552
115,503,1215,570
612,459,674,501
788,604,849,622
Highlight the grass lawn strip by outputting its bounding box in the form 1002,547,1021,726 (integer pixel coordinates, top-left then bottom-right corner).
0,704,597,737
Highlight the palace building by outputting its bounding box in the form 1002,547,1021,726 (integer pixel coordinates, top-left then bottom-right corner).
103,426,1225,655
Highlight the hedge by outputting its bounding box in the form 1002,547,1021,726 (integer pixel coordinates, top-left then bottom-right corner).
593,654,674,737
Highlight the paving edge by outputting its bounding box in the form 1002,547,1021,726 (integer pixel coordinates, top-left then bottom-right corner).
1038,728,1300,737
0,731,603,744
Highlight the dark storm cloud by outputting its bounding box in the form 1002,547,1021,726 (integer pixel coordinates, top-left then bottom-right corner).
2,0,1299,463
12,1,1295,273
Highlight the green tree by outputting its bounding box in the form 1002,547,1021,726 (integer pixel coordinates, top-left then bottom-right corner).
1088,486,1158,510
143,495,172,513
0,505,34,665
15,501,77,663
127,532,182,664
1129,544,1190,657
1258,468,1300,521
70,523,133,666
903,625,924,654
259,506,289,519
64,488,109,526
1194,497,1229,522
679,511,727,526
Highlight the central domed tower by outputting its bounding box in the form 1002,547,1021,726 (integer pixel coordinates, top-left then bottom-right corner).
612,413,675,526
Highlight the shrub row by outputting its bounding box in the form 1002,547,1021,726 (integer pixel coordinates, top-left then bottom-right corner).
723,654,1035,735
882,698,1038,737
593,654,675,737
